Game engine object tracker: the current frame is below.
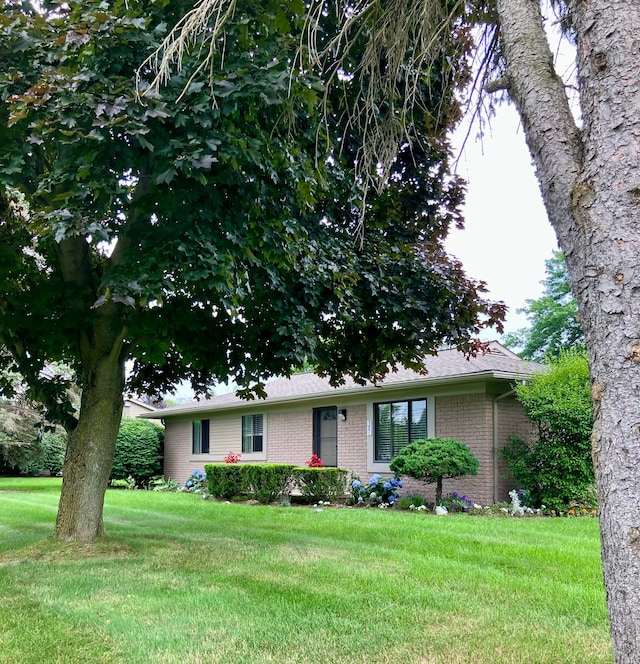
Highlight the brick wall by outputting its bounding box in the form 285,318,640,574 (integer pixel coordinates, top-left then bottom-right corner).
496,396,538,500
430,393,495,505
267,408,314,466
337,404,367,478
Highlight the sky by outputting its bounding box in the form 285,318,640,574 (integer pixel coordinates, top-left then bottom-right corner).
446,103,558,338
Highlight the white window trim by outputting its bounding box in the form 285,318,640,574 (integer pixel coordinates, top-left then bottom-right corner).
366,397,435,473
240,412,268,462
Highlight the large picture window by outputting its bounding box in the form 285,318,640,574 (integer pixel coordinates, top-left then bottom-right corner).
242,414,263,453
375,399,427,462
192,419,210,455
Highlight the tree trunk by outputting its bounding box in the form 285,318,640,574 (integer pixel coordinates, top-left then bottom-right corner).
494,0,640,660
55,323,126,541
435,477,443,504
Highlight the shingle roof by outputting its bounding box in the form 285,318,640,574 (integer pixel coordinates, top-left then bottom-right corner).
144,341,540,419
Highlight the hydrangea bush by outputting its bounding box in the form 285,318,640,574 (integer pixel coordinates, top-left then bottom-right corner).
180,469,207,494
351,474,403,506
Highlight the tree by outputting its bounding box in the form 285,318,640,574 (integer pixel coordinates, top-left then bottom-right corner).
0,1,503,542
389,437,479,504
503,251,585,361
152,0,640,656
502,350,594,510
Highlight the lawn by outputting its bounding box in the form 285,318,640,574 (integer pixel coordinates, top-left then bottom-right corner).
0,477,612,663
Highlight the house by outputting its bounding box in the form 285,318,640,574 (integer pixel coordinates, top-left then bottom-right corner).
122,396,157,419
142,342,540,505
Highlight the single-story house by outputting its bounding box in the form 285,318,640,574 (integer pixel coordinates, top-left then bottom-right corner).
122,396,157,419
142,341,540,505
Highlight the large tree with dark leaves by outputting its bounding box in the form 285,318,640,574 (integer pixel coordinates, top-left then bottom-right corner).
0,0,502,541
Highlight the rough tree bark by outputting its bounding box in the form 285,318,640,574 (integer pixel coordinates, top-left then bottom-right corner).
493,0,640,660
54,236,127,542
55,342,125,541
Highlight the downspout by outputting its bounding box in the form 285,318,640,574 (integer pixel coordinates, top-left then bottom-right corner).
493,390,516,503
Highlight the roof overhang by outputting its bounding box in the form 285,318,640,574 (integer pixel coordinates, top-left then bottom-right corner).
141,369,532,420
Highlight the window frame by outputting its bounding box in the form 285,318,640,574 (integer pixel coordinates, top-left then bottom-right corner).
374,398,428,462
192,419,210,455
242,414,264,454
367,397,435,472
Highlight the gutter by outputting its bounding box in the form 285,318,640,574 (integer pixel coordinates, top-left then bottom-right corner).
493,389,516,503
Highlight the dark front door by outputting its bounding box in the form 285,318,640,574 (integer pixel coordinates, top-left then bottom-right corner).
313,407,337,467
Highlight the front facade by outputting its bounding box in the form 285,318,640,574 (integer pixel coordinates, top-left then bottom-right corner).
144,342,538,505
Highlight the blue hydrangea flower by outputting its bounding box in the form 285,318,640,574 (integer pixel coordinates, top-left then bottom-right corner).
388,496,395,503
383,482,392,490
352,479,362,489
185,480,193,487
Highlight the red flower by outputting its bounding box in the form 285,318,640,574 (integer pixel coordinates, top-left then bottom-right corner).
306,454,323,467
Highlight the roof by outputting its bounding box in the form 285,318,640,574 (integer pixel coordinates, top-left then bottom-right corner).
143,342,540,419
123,396,157,412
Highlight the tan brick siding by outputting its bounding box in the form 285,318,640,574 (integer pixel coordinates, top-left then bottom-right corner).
267,407,314,466
337,404,367,479
496,396,538,501
162,389,535,499
430,393,495,506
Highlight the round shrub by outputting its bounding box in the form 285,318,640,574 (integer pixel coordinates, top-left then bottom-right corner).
389,437,479,503
110,417,163,488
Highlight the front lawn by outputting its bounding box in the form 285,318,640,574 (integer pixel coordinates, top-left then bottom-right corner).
0,478,612,663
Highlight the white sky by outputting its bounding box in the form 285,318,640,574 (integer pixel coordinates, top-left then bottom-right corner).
447,103,558,337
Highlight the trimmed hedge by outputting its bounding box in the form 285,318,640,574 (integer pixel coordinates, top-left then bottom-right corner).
205,463,248,499
204,463,349,504
292,467,349,503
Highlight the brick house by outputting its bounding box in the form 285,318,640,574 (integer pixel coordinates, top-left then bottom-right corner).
143,342,539,505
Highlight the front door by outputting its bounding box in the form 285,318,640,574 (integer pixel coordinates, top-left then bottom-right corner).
313,407,337,467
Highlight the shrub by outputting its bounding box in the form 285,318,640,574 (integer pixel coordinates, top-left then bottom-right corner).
389,438,479,503
245,464,296,503
181,469,207,494
205,463,247,499
0,441,44,476
439,492,474,513
110,417,164,488
153,477,181,492
293,467,348,502
502,350,594,511
397,494,425,510
41,430,67,475
350,474,403,505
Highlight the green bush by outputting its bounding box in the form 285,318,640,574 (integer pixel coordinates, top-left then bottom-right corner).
390,437,479,503
205,463,248,499
397,494,426,510
41,430,67,475
502,350,594,511
110,417,164,488
0,441,44,476
245,464,296,504
292,467,348,503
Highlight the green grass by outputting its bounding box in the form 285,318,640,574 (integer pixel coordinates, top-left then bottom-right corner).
0,477,612,663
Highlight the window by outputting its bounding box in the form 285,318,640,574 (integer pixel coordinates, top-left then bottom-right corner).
374,399,427,462
242,414,263,453
192,419,210,454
